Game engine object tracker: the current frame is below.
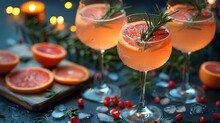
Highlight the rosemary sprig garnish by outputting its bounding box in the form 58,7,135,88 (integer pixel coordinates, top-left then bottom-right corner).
66,108,78,119
101,3,129,20
180,0,206,21
140,5,177,42
45,89,58,98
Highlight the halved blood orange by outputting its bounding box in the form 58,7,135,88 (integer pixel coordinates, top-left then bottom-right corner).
0,50,19,74
31,42,67,68
5,67,54,94
52,65,90,85
199,61,220,89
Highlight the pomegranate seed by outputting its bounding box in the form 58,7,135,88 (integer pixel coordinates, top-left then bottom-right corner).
213,113,220,119
154,97,160,103
103,100,110,107
78,98,84,108
196,97,205,103
152,121,158,123
202,85,208,91
199,116,206,123
110,108,118,115
71,116,79,123
125,101,133,108
118,101,125,109
216,100,220,107
168,80,175,89
175,113,183,121
112,110,120,119
104,97,111,102
112,98,119,106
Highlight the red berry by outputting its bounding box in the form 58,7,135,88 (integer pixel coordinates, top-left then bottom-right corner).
71,116,79,123
118,101,125,109
196,97,205,103
152,121,158,123
168,80,175,89
202,85,208,91
104,97,111,102
216,100,220,107
125,101,133,108
213,113,220,119
175,113,183,121
111,96,118,101
110,108,118,115
154,97,160,103
112,110,120,119
103,100,110,107
18,39,23,44
112,98,119,105
78,98,84,108
199,116,206,123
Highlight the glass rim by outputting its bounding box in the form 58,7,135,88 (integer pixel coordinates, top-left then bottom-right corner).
121,13,171,44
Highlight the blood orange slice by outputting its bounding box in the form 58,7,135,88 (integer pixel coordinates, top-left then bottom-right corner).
5,67,54,93
32,42,67,68
52,65,90,85
199,61,220,89
0,50,19,74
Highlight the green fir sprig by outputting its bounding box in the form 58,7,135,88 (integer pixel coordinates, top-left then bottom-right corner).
32,116,50,123
66,108,78,119
45,89,58,98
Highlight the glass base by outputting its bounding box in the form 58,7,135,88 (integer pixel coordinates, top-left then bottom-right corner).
121,105,162,123
82,83,121,103
167,85,205,103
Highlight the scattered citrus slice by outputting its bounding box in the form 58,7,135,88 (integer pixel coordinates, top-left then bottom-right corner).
52,65,90,85
0,50,19,74
199,61,220,89
5,67,54,94
32,42,67,68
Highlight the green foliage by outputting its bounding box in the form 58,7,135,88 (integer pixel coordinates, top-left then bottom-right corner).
45,89,58,98
32,116,50,123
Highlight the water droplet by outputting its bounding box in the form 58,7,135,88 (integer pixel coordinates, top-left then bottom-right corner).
54,104,66,112
161,118,174,123
176,105,186,113
160,98,170,106
96,106,109,113
108,73,119,81
158,73,170,81
78,112,92,120
164,105,176,114
155,81,168,87
97,113,114,122
190,103,207,115
52,110,65,119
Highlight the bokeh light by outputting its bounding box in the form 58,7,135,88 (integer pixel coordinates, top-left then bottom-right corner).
57,16,64,24
29,4,36,12
70,25,77,32
12,7,20,16
64,2,72,9
6,6,13,14
207,0,216,4
50,16,57,25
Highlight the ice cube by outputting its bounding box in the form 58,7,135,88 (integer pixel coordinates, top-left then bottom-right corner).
163,105,176,114
96,106,109,113
97,113,114,122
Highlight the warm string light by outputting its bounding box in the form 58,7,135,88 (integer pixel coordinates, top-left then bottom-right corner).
50,16,57,25
208,0,216,5
5,6,20,15
29,4,36,12
64,2,73,9
57,16,64,24
70,25,77,32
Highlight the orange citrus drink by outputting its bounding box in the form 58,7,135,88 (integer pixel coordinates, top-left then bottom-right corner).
166,5,216,53
118,21,172,71
75,3,126,50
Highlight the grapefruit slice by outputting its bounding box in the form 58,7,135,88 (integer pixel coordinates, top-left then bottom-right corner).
199,61,220,89
5,67,54,94
0,50,19,74
52,65,90,85
32,42,67,68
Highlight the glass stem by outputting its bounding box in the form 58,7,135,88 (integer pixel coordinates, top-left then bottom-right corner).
137,71,147,112
181,52,191,90
97,50,105,89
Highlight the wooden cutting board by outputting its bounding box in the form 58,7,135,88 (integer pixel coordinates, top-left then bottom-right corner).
0,45,91,111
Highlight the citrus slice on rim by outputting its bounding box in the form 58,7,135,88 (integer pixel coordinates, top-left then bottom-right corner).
0,50,19,74
199,61,220,89
52,65,90,85
5,67,54,94
32,42,67,68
